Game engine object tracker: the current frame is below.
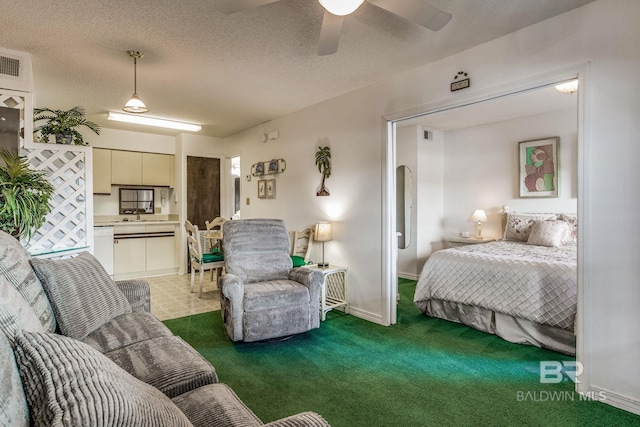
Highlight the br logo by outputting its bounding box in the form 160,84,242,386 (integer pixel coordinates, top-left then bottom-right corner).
540,361,583,383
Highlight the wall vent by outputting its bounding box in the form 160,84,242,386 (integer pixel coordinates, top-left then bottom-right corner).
422,129,432,140
0,48,32,92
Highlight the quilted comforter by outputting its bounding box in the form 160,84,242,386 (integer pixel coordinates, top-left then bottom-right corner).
413,241,577,331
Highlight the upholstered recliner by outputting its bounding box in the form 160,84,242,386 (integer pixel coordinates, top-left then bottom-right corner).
219,219,323,342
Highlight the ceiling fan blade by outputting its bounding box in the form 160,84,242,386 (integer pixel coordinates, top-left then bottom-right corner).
318,11,344,56
216,0,281,14
368,0,452,31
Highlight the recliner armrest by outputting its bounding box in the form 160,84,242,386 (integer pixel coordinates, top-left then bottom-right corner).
115,280,151,313
219,273,245,342
289,267,323,293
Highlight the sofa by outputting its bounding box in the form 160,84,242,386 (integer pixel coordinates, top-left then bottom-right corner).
0,230,329,427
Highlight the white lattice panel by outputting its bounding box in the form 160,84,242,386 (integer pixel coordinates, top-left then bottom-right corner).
24,148,88,255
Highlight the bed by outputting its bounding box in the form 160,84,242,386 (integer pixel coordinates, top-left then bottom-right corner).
413,212,578,355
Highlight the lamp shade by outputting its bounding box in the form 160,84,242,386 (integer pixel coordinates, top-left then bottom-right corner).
314,221,333,242
318,0,364,16
471,210,487,222
123,94,148,113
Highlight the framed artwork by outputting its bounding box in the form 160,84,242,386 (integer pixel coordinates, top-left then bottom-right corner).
265,179,276,199
518,137,559,198
257,180,266,198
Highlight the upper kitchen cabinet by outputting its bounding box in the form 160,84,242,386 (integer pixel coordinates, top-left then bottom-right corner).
93,148,112,194
111,150,142,185
142,153,173,187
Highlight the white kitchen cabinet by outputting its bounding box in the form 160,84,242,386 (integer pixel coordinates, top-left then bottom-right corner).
93,148,112,194
111,150,142,185
142,153,173,187
113,223,177,279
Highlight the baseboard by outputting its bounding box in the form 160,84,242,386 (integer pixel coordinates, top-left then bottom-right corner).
398,272,419,281
346,306,384,325
589,385,640,416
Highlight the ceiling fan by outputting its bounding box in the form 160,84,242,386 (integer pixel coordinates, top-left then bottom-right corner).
216,0,452,56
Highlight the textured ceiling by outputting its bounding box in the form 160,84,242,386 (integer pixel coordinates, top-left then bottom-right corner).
2,0,594,137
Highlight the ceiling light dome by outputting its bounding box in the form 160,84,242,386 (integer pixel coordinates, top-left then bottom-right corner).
318,0,365,16
554,79,578,94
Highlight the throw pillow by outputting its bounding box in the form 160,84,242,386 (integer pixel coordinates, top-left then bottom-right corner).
290,255,307,268
30,251,132,340
0,276,45,346
558,213,578,246
13,331,192,427
503,213,557,242
527,220,572,247
0,231,56,333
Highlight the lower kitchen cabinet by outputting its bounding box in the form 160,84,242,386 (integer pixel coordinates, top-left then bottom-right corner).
113,224,178,280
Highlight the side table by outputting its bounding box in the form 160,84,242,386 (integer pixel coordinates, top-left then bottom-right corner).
448,236,496,247
307,264,348,321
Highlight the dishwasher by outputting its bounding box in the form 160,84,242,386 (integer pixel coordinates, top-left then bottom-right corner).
93,226,114,277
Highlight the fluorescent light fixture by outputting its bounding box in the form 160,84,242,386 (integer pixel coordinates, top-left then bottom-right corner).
318,0,364,16
107,111,202,132
554,79,578,94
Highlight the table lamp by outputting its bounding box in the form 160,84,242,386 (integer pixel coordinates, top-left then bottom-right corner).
470,209,487,239
314,221,333,268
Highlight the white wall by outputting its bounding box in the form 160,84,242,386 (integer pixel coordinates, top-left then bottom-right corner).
443,108,578,239
222,0,640,413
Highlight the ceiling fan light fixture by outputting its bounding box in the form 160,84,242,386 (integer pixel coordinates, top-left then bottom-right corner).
318,0,364,16
123,50,149,113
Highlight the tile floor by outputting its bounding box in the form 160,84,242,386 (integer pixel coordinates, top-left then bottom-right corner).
142,273,221,321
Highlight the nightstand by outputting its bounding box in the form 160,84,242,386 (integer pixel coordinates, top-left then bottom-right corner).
306,264,348,321
448,236,496,247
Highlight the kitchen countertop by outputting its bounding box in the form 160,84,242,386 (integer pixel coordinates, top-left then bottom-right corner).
94,215,180,226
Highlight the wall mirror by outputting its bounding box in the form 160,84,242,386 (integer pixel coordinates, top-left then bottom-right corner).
396,165,412,249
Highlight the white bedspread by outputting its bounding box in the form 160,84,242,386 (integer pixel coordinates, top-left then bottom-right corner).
413,241,577,331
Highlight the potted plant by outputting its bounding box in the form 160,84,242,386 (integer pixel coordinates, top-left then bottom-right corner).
33,106,101,145
315,146,331,196
0,149,54,241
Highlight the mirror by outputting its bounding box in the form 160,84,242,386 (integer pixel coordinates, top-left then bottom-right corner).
396,165,412,249
119,188,154,215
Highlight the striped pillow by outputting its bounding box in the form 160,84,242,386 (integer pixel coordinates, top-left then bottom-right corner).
14,331,192,427
0,231,56,333
30,252,132,340
0,276,45,347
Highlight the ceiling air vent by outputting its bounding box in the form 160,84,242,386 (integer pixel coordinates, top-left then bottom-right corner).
0,48,32,92
0,56,20,78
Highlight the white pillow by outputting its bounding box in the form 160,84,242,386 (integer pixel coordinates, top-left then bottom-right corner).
503,213,557,242
527,220,572,247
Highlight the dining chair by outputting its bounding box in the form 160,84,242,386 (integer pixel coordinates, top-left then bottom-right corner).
185,220,224,298
289,227,313,264
204,217,228,254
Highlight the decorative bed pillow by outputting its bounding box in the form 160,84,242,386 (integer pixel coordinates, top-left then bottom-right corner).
13,331,192,427
0,231,56,333
0,276,45,346
30,251,132,340
558,213,578,246
527,220,572,247
503,213,557,242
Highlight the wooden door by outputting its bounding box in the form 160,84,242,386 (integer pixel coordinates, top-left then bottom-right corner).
187,156,220,229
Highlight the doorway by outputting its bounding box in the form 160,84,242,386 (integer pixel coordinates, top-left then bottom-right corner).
383,67,587,356
186,156,220,229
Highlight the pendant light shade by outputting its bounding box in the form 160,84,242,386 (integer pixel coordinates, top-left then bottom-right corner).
318,0,364,16
123,50,148,113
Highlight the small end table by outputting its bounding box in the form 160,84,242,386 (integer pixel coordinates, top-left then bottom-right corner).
307,264,348,321
448,236,496,247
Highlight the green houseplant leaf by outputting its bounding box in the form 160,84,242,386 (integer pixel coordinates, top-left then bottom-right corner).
0,149,54,241
33,106,101,146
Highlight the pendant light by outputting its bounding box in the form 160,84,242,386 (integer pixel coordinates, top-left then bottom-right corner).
123,50,148,113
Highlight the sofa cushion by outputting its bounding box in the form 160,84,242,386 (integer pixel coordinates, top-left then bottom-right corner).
80,311,173,353
105,335,218,398
0,276,45,346
0,231,56,333
171,383,262,427
30,251,132,340
0,333,29,427
13,331,192,427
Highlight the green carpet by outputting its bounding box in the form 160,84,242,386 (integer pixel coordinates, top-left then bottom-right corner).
164,279,639,427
